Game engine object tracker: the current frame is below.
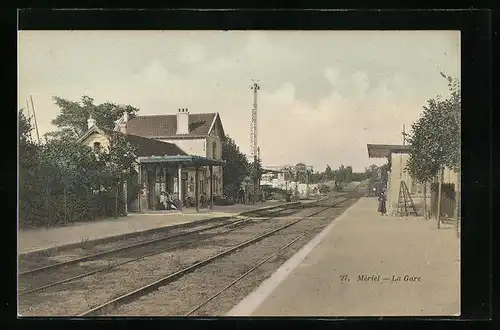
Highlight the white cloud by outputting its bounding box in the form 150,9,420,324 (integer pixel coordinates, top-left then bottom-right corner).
179,43,205,64
324,67,341,86
350,71,370,98
18,30,460,172
140,60,171,85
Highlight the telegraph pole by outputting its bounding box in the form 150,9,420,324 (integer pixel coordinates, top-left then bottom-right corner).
400,124,406,181
25,98,35,142
30,94,41,144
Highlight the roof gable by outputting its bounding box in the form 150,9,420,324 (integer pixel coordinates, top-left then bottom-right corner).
77,125,104,143
208,113,225,139
126,113,217,138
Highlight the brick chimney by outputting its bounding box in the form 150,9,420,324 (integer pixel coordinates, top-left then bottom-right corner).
87,114,96,129
119,111,128,134
176,108,189,135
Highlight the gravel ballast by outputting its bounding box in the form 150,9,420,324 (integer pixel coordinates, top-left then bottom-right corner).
109,197,359,316
18,202,331,316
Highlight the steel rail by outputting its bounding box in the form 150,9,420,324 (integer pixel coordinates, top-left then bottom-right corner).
19,205,297,276
183,195,355,316
18,218,252,296
77,194,350,316
20,201,318,295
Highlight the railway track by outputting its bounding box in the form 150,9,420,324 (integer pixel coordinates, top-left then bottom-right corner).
80,193,358,316
18,201,317,297
19,204,300,274
18,194,354,316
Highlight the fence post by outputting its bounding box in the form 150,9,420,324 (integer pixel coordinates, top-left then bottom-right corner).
423,181,427,220
115,182,119,218
436,169,443,229
455,172,460,238
64,186,68,227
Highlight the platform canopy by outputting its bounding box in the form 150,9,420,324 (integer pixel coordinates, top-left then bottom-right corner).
367,144,410,158
137,155,225,167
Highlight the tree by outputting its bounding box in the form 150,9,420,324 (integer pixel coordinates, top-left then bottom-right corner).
249,156,263,184
18,109,42,227
100,133,138,217
406,73,460,227
324,165,334,181
37,138,104,225
365,164,379,179
222,136,250,199
50,95,140,140
345,165,353,182
335,164,347,183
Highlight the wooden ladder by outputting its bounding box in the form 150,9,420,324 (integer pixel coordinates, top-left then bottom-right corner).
396,180,418,216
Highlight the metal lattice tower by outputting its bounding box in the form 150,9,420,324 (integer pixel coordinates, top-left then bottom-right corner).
250,80,260,203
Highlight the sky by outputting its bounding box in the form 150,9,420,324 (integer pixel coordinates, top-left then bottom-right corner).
18,30,460,172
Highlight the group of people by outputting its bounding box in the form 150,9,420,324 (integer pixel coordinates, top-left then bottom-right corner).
157,191,178,210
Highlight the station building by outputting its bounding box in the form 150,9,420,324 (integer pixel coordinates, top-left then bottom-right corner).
78,109,225,213
367,144,459,216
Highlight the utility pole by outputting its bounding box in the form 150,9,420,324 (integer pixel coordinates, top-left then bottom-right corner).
29,94,41,144
250,80,260,204
400,124,407,181
25,98,35,142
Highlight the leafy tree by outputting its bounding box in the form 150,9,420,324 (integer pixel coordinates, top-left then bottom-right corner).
334,164,346,182
380,163,389,183
222,135,250,198
100,133,138,216
37,139,104,225
406,73,460,181
324,165,334,180
310,171,325,184
18,109,43,227
50,95,140,139
345,165,353,182
405,73,460,226
18,109,39,170
365,164,379,179
248,156,263,184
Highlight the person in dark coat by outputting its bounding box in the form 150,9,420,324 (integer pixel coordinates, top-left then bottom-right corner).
378,191,387,215
237,188,245,204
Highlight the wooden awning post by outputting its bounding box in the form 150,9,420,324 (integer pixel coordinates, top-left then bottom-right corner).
178,163,183,211
195,165,200,213
137,163,142,213
209,165,214,210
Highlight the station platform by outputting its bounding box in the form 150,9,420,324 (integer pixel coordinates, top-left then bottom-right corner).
18,200,303,255
228,197,460,317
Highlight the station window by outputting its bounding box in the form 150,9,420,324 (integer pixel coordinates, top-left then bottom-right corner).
93,142,101,150
212,141,217,159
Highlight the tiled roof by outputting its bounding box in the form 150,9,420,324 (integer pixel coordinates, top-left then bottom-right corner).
102,129,187,157
126,113,217,138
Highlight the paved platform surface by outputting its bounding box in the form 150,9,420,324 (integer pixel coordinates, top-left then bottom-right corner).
228,197,460,317
18,200,296,255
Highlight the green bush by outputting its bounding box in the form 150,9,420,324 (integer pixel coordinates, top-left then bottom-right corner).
18,137,133,229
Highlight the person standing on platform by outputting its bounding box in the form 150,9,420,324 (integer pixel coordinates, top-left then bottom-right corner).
378,190,387,215
237,188,244,204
